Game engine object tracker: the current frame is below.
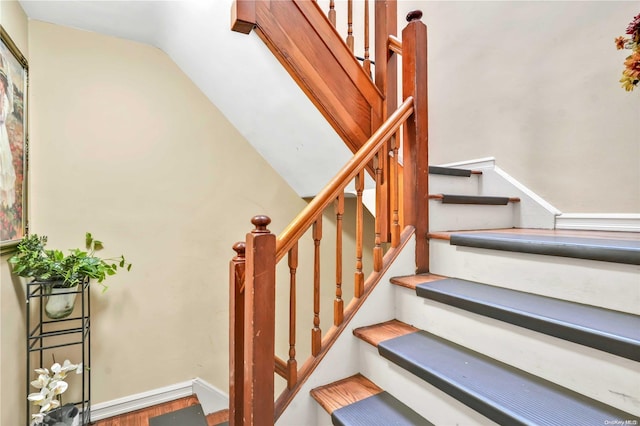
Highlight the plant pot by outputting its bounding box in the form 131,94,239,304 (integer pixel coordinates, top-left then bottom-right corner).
36,403,80,426
44,284,78,320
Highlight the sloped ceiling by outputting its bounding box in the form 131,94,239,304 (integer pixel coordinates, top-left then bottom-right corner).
19,0,353,197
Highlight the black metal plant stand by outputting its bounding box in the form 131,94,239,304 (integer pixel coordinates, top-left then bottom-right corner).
26,280,91,426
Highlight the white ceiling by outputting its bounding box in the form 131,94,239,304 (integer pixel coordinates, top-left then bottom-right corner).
18,0,353,197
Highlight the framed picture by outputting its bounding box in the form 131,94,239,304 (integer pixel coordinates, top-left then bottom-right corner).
0,26,28,253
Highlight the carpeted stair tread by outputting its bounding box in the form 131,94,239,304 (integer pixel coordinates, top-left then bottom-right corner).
416,278,640,361
450,232,640,265
429,194,519,205
148,404,208,426
331,391,433,426
378,331,638,426
428,166,475,177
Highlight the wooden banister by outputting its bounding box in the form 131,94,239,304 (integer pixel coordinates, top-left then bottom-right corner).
388,35,402,55
229,3,430,425
232,0,383,158
275,96,414,261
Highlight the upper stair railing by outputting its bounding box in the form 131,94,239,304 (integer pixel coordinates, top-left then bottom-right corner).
230,2,428,425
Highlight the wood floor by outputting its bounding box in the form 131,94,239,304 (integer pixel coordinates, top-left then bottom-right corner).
91,396,228,426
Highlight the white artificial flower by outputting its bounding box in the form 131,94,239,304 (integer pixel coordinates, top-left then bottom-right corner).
30,374,49,390
28,359,82,423
27,391,46,403
50,380,69,396
31,412,45,426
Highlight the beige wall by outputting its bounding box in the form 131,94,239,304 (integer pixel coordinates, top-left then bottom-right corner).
0,2,29,425
25,17,313,403
2,13,375,425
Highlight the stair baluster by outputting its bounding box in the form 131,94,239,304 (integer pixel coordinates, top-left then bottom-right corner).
354,170,365,297
374,150,384,271
363,0,371,76
334,194,345,325
390,129,400,248
328,0,336,27
311,217,323,356
229,242,246,426
346,0,354,52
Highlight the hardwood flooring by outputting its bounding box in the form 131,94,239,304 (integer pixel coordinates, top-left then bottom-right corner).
91,396,228,426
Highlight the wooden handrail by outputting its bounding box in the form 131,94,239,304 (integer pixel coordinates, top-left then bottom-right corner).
275,96,414,261
388,35,402,55
229,3,430,425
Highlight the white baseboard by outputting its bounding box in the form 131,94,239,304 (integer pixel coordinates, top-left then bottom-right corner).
439,156,496,170
192,377,229,415
556,213,640,232
90,378,228,422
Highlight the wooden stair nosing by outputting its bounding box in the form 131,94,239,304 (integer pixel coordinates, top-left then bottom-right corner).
428,166,482,177
310,373,383,415
415,278,640,361
377,330,638,426
353,319,418,347
389,273,447,290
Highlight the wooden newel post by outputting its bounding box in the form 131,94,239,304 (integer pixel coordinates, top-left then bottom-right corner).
229,241,246,426
243,215,276,426
402,10,430,273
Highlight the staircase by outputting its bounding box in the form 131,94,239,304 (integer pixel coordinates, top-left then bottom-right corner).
308,166,640,425
226,1,639,425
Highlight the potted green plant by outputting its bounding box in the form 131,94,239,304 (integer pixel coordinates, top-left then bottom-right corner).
9,232,131,319
28,358,83,426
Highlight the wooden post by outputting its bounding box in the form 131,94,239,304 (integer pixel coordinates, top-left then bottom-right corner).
334,194,344,325
229,242,246,426
311,218,323,356
243,216,276,426
402,10,429,273
287,244,298,389
375,0,398,243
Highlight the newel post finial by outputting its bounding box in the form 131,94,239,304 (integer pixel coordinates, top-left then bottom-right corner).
251,215,271,233
232,241,246,260
406,10,423,22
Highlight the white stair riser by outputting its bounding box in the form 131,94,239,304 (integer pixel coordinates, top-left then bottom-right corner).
429,174,481,196
429,201,517,231
394,286,640,416
357,341,500,426
429,239,640,314
275,238,417,426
